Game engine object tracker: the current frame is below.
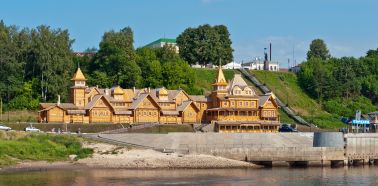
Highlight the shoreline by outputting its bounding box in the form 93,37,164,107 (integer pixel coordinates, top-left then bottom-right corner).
0,142,261,173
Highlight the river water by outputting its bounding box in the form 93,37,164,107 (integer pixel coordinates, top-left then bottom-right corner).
1,166,378,186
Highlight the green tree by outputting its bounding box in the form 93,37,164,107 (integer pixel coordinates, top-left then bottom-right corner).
307,39,331,60
91,27,142,88
26,25,74,102
162,60,200,94
9,80,39,110
176,24,233,66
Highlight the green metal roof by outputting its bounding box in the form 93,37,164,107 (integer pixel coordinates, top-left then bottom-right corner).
145,38,176,47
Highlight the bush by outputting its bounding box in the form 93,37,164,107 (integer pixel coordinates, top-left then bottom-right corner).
323,96,376,118
0,133,93,167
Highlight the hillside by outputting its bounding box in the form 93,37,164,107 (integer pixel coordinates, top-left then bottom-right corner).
251,70,344,129
192,68,295,124
193,68,235,94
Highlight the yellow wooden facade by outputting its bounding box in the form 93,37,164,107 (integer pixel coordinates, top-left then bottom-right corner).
38,67,280,132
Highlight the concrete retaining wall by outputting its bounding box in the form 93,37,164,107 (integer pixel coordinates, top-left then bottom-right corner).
345,133,378,160
94,132,378,165
313,132,344,147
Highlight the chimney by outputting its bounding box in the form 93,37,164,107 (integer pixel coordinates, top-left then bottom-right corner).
57,95,61,106
148,87,151,93
105,88,109,95
269,43,272,62
133,87,136,93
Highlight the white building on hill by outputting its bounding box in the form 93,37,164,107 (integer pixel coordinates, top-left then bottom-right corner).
222,62,241,69
144,38,179,53
242,59,280,71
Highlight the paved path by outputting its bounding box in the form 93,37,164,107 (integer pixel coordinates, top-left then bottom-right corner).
96,132,314,151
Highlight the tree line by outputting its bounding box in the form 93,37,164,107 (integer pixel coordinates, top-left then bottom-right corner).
298,39,378,117
0,22,234,111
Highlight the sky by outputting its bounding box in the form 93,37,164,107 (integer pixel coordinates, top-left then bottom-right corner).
1,0,377,68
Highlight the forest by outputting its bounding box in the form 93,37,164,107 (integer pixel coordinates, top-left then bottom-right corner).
298,39,378,118
0,21,233,111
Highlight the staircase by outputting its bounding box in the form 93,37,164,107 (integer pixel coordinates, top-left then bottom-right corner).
239,68,315,128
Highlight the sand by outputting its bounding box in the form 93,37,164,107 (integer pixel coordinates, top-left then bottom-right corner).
78,142,260,169
1,142,260,172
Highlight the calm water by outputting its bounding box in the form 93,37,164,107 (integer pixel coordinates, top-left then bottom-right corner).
1,166,378,186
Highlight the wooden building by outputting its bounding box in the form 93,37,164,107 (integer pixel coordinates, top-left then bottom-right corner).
39,66,280,132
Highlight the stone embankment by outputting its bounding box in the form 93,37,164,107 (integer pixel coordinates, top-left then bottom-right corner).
88,132,378,167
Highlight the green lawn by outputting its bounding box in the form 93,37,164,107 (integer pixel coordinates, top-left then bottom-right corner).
251,70,344,129
193,68,235,92
0,131,93,167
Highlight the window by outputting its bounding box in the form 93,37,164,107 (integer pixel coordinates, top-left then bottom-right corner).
245,101,248,106
239,102,242,106
231,102,235,106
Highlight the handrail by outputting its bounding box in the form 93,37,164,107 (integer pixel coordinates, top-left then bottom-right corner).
238,68,315,127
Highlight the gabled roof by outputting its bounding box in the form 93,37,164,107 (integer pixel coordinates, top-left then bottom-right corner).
71,67,86,81
129,93,161,110
84,95,114,111
189,95,210,102
228,74,248,90
259,94,279,108
177,100,199,112
145,38,176,47
40,103,55,109
258,94,271,107
40,103,78,111
149,88,190,103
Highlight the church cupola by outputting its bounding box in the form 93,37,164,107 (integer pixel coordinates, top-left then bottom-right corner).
112,86,124,100
157,87,169,101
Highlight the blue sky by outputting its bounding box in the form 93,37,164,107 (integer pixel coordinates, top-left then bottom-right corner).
1,0,377,67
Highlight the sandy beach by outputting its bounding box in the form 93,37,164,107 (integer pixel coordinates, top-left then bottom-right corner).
0,142,260,172
78,142,260,169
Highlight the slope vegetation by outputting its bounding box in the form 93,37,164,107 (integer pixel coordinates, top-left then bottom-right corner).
192,68,296,124
251,70,344,128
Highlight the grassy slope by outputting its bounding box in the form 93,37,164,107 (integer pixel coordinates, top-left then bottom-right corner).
194,68,235,92
1,110,38,123
193,68,295,124
0,131,93,167
251,70,344,129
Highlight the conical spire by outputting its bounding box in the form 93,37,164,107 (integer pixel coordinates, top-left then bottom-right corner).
212,59,228,87
71,67,86,81
216,65,226,84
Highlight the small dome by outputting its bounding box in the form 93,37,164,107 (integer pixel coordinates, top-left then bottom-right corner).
113,86,124,94
158,87,168,95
